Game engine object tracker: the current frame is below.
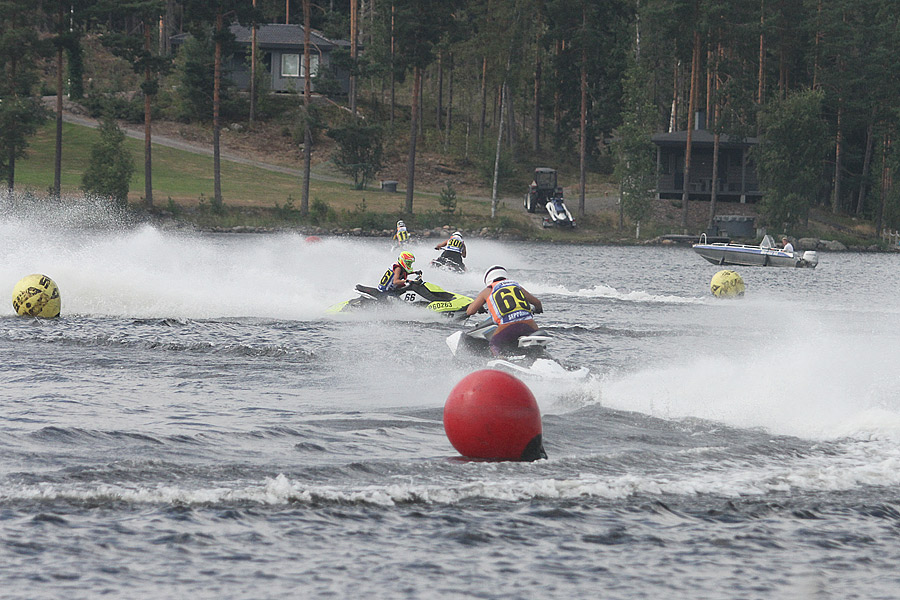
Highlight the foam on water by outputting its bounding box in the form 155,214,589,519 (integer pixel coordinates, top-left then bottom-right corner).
597,315,900,440
6,431,900,507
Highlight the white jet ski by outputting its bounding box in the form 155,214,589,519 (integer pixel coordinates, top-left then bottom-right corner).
446,318,588,379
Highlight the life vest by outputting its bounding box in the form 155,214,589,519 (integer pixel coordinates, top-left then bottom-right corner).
377,263,404,292
395,227,409,243
442,237,464,254
486,280,533,326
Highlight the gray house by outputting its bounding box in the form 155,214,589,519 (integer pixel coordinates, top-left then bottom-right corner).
173,23,352,95
651,124,761,204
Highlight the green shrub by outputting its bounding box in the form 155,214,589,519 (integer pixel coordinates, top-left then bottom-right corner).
81,115,135,205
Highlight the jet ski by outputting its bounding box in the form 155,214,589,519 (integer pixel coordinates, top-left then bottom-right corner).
431,255,467,273
542,196,576,228
328,276,473,319
446,317,589,379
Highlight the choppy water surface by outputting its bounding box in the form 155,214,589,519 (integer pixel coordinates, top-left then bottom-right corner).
3,199,900,599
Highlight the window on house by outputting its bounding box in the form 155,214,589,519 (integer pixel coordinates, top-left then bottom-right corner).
281,53,319,78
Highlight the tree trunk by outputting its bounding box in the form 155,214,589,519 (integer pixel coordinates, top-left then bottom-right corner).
708,133,720,230
554,40,561,140
669,58,679,132
444,52,453,154
757,0,765,105
812,0,822,89
857,120,874,215
491,81,506,219
301,0,312,216
7,50,16,194
213,10,223,207
876,132,890,234
832,102,843,214
708,41,721,230
479,56,487,143
532,1,542,153
53,1,64,199
579,15,587,218
143,22,153,208
250,0,257,125
681,29,700,231
436,50,443,131
350,0,358,116
405,66,421,214
389,4,395,128
164,0,175,55
506,85,516,152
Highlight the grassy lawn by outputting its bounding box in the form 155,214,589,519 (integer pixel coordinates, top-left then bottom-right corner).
13,121,508,219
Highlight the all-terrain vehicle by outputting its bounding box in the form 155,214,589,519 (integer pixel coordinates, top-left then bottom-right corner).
524,167,564,213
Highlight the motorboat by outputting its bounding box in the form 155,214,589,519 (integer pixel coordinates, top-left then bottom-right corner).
692,234,818,268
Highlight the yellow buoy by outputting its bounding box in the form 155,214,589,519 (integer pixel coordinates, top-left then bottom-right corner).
12,274,61,318
710,270,745,299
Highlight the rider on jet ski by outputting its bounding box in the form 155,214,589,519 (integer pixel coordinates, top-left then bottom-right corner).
377,251,421,296
465,265,543,356
433,231,466,270
393,220,410,247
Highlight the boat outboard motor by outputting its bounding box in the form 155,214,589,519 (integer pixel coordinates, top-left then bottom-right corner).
799,250,818,268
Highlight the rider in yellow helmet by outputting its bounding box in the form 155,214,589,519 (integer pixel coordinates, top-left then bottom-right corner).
377,251,420,295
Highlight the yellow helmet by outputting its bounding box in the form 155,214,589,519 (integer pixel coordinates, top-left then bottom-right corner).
398,251,415,273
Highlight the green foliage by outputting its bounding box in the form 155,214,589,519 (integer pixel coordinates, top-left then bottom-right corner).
327,121,384,189
81,114,135,205
475,144,514,194
612,60,655,228
172,32,218,122
81,92,147,122
0,0,48,187
66,36,85,100
309,198,336,225
343,198,395,230
0,96,48,187
438,181,457,214
754,89,830,230
274,194,299,220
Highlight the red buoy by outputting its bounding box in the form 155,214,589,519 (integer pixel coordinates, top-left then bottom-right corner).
443,369,547,461
305,235,322,243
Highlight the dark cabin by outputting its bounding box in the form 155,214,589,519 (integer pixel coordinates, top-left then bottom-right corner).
172,24,352,95
652,115,761,203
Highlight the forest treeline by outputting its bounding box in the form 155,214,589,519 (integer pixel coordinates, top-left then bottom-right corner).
1,1,899,234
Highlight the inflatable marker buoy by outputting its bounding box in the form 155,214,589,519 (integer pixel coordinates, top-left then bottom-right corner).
305,236,322,243
12,274,61,318
443,369,547,461
710,269,745,299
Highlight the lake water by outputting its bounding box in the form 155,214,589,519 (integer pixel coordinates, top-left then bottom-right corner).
3,198,900,599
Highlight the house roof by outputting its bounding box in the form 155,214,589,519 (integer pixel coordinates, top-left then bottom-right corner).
651,129,758,149
229,24,351,49
170,23,351,50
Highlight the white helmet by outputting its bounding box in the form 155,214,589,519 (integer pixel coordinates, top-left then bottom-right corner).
483,265,508,286
397,220,405,228
451,231,462,238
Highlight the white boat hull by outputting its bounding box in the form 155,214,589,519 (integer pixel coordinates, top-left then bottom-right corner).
693,242,817,269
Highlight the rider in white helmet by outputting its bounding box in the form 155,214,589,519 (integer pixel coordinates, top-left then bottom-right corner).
433,230,466,270
466,265,543,355
393,220,410,247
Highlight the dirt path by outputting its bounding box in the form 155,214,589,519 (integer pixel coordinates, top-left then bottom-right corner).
52,100,618,216
57,109,348,184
